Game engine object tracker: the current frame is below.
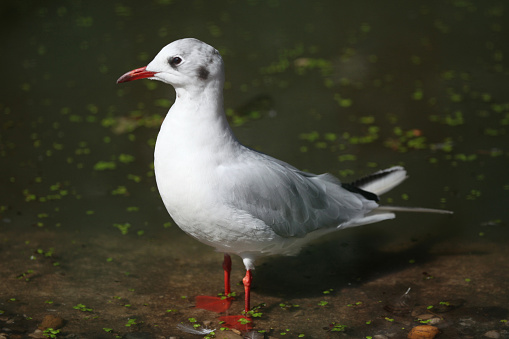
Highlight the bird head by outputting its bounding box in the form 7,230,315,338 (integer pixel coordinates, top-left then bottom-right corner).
117,38,225,91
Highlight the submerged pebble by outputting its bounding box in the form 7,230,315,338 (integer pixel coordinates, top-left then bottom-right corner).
407,325,439,339
427,317,442,325
483,330,501,338
38,314,65,330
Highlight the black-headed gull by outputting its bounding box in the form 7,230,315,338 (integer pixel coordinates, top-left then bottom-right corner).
117,38,451,328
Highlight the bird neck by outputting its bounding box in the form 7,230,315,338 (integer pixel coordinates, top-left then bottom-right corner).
174,80,224,115
157,82,239,158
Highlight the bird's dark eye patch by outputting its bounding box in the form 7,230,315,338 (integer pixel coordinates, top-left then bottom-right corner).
197,66,210,80
169,56,182,67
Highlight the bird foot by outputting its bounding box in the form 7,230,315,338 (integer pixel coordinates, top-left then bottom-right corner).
218,315,253,331
195,295,233,313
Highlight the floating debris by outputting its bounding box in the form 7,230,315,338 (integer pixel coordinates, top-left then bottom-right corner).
244,331,265,339
384,287,412,316
176,323,215,335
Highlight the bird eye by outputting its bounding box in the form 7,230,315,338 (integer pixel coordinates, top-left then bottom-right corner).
169,56,182,66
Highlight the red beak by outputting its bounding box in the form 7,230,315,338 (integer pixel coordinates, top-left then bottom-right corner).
117,66,156,84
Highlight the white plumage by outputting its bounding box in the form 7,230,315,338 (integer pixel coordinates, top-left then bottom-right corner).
117,38,452,319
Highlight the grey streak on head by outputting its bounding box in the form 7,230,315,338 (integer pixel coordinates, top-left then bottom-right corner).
197,66,210,80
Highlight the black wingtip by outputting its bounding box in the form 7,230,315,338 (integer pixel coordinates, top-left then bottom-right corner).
348,166,406,191
342,183,379,202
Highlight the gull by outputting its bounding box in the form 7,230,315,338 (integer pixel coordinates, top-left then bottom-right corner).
117,38,451,328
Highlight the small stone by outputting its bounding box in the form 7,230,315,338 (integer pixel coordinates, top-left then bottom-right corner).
412,307,428,317
428,318,442,325
213,331,243,339
373,335,389,339
407,325,439,339
38,315,65,330
484,330,500,338
28,329,45,339
459,317,476,327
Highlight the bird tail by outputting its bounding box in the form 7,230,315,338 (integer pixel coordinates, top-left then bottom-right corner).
375,205,453,214
350,166,408,195
350,166,453,215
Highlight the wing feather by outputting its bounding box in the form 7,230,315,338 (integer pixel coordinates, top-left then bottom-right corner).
218,151,373,238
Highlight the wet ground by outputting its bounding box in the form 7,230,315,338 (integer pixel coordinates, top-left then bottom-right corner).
1,0,509,338
2,220,509,338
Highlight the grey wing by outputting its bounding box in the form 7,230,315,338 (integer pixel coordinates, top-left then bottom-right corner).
219,152,375,238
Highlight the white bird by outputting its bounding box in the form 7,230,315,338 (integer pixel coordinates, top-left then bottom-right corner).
117,38,451,328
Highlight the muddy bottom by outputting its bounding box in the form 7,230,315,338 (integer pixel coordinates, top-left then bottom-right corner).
1,221,508,339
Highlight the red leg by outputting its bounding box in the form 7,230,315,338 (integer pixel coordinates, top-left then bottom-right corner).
243,269,252,314
219,269,254,331
223,253,232,296
194,253,233,313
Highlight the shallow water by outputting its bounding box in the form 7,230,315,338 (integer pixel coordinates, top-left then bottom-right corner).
1,0,508,338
